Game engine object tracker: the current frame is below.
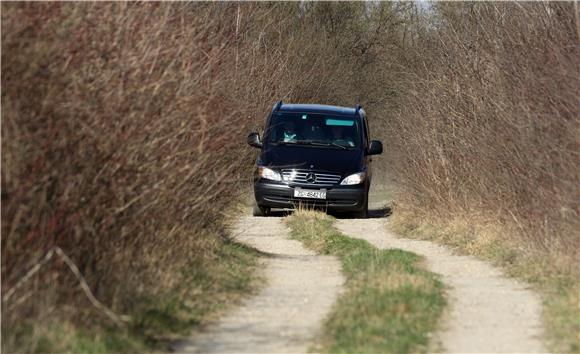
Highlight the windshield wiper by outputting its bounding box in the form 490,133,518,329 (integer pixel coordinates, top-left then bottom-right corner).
275,140,350,150
273,140,302,146
326,141,349,150
306,140,349,150
274,140,311,146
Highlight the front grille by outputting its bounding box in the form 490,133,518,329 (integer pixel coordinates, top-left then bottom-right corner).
281,169,341,186
264,195,357,207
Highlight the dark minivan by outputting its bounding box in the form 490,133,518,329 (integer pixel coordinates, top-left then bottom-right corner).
247,101,382,217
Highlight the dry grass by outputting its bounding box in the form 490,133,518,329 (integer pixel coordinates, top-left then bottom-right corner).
390,205,580,352
364,267,433,293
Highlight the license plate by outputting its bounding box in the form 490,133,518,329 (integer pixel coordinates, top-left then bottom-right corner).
294,188,327,199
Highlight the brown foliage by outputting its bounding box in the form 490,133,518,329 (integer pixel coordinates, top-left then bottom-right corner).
2,1,577,350
385,2,579,254
0,2,356,343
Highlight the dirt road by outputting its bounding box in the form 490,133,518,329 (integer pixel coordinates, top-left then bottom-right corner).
173,215,344,353
336,216,547,353
176,198,546,353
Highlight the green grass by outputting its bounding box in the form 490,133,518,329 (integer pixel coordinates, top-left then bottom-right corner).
3,241,262,353
6,323,147,354
389,210,580,353
287,210,446,354
133,241,262,342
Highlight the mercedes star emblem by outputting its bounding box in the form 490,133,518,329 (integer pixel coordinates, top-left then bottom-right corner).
305,173,317,183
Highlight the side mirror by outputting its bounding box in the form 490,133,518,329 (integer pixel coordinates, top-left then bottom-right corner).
247,132,262,148
367,140,383,155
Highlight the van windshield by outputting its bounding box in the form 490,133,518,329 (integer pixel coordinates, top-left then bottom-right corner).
268,112,361,148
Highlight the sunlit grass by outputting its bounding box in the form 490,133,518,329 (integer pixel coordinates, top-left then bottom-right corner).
389,208,580,353
287,210,445,353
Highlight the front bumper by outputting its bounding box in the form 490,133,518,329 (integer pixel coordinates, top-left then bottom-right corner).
254,180,367,212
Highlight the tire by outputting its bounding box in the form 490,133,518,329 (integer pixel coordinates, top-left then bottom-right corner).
352,197,368,219
253,203,271,217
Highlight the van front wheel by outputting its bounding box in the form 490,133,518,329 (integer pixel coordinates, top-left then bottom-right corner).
253,203,271,217
352,198,368,219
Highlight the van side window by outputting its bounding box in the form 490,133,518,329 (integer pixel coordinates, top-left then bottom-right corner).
361,115,370,148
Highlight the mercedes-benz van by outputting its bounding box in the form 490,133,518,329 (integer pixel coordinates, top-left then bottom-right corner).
247,101,382,217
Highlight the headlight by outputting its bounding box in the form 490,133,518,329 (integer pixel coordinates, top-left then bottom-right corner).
258,166,282,181
340,172,366,185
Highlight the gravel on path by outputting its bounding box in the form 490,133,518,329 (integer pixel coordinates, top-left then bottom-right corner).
336,217,547,353
173,215,344,353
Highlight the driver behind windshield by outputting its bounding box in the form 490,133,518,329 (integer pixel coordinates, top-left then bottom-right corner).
283,121,299,142
271,114,358,147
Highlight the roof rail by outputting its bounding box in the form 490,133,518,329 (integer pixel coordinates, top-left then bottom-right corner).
355,104,362,116
273,100,283,112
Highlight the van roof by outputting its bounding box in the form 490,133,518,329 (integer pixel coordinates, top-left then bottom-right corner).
277,103,358,117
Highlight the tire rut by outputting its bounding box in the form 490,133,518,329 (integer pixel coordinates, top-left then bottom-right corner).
173,215,344,353
336,217,547,353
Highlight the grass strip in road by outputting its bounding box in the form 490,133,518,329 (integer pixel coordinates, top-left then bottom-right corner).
287,210,446,354
389,210,580,353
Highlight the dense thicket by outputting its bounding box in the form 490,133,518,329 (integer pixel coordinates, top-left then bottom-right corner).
2,1,578,351
385,2,579,255
1,2,399,349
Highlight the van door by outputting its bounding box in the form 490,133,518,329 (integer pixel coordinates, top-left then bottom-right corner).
361,114,372,182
